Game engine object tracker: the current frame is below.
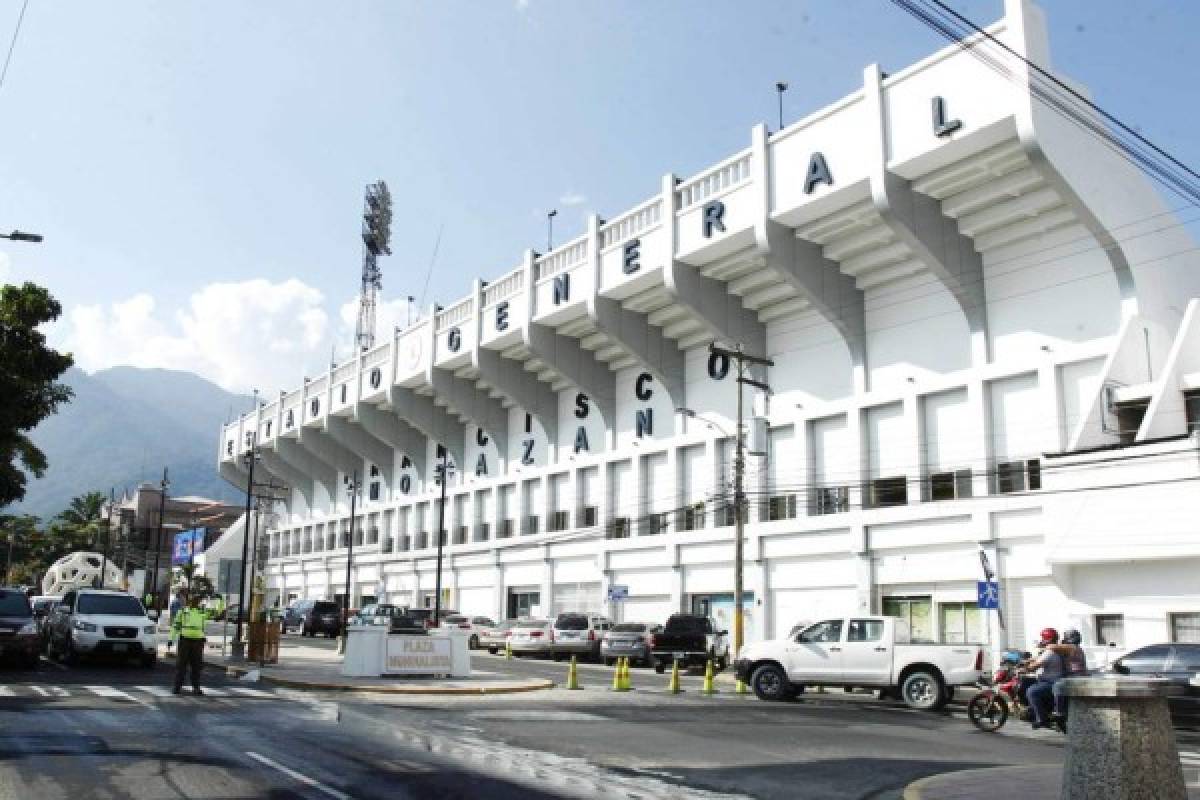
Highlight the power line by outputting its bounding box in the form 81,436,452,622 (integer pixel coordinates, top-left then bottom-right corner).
888,0,1200,207
416,223,444,315
0,0,29,96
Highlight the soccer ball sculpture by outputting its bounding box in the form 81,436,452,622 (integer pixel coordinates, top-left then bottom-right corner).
42,552,123,596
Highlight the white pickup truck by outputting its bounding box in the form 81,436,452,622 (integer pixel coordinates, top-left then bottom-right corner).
734,616,984,710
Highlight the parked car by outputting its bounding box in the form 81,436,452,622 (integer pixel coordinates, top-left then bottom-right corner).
30,595,61,652
1106,642,1200,726
402,607,436,629
295,600,342,638
443,615,497,649
735,616,985,710
601,622,659,666
0,588,41,669
45,589,158,668
550,613,611,662
650,614,731,673
508,619,554,657
354,604,401,626
479,619,519,654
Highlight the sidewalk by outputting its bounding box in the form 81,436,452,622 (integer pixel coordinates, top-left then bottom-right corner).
903,765,1200,799
162,636,554,695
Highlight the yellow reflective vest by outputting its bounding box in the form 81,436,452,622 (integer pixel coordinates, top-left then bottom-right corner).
171,608,207,642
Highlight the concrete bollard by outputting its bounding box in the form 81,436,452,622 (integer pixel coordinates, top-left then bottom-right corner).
1060,677,1186,800
565,655,581,690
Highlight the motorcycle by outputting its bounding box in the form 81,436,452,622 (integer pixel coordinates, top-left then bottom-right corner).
967,650,1066,733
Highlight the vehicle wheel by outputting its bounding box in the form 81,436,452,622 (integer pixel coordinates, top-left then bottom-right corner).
469,635,479,650
21,655,38,671
716,651,729,671
751,663,794,702
63,639,79,667
603,657,614,667
967,691,1008,732
654,662,665,674
141,654,157,669
552,652,563,662
488,647,498,655
900,670,946,711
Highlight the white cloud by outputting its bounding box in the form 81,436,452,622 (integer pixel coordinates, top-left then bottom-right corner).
62,279,332,394
559,191,587,207
515,0,530,10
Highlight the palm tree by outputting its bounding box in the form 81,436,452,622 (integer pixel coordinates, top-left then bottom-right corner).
53,491,107,550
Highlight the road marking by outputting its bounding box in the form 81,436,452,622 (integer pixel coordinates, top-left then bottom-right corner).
134,685,175,697
229,687,274,698
48,687,69,697
30,686,48,696
245,751,351,800
84,685,134,700
0,686,13,696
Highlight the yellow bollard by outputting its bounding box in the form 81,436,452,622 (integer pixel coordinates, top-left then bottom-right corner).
667,660,681,694
611,657,625,691
701,659,716,695
566,655,581,690
620,657,633,691
505,639,513,660
735,677,749,695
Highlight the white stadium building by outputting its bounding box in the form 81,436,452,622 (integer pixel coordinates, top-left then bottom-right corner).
219,0,1200,661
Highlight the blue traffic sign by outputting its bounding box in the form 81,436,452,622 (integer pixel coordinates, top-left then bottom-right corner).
977,581,1000,610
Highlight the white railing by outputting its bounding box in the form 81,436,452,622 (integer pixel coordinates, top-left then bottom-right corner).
676,149,753,211
260,400,280,424
599,197,663,250
534,236,588,282
281,388,303,417
435,296,474,332
332,361,356,385
482,266,525,308
308,375,329,397
363,342,390,369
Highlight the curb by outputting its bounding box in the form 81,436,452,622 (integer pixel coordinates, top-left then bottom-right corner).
902,765,1060,800
162,651,556,695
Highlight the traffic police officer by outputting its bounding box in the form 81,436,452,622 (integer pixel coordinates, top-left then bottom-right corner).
171,591,207,695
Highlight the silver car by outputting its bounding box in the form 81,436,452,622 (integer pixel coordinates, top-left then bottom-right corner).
601,622,659,666
508,619,554,656
550,612,610,662
479,619,519,654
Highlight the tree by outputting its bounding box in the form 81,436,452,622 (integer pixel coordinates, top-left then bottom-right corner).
0,282,73,507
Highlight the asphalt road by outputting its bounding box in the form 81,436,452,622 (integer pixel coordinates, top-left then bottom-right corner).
3,647,1198,800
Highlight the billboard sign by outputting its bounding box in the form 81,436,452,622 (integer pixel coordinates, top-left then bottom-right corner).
172,527,206,566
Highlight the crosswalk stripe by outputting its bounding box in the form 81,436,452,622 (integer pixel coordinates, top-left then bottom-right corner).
84,685,133,700
30,686,48,696
201,687,229,696
0,686,13,696
229,687,273,698
134,685,175,697
48,687,68,697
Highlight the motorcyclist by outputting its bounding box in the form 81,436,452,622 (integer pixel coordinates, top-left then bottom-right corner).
1048,628,1088,720
1023,627,1064,729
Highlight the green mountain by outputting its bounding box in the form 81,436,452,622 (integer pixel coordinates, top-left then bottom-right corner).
11,366,253,520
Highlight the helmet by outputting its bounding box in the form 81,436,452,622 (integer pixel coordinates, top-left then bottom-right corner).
1038,627,1059,646
1062,628,1082,645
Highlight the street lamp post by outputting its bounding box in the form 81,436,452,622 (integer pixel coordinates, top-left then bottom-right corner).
432,447,454,625
232,436,259,660
546,209,557,252
775,82,789,132
338,470,361,653
150,468,170,613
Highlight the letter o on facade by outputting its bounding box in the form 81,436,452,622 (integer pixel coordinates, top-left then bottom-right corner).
447,327,462,352
707,351,731,381
399,475,412,494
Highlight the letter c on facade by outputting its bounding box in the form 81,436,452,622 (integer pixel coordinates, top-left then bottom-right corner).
635,372,653,401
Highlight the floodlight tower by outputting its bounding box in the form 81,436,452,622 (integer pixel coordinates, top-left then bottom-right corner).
356,181,393,351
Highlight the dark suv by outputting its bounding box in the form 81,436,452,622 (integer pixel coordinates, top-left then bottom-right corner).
295,600,342,638
0,589,40,669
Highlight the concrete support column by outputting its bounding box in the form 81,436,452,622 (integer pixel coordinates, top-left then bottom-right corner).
705,436,721,530
967,379,992,498
540,550,554,618
851,525,872,615
670,563,684,615
492,557,505,622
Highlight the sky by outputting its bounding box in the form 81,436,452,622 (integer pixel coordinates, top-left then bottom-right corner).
1,0,1198,394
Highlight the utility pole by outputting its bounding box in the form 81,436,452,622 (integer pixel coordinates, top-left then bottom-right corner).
4,525,13,586
339,469,361,652
433,446,453,625
709,343,773,668
546,209,557,252
151,468,169,613
232,435,258,660
99,488,114,589
775,81,788,132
